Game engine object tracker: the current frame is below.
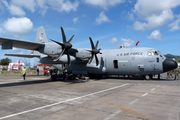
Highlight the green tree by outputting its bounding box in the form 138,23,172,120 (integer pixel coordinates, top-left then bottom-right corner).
0,58,11,65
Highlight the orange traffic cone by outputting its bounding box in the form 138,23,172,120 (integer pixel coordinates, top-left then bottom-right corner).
31,73,32,75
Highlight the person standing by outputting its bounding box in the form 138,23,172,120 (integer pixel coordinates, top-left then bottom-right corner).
174,67,179,80
169,70,174,79
37,68,39,75
23,67,27,80
166,71,170,79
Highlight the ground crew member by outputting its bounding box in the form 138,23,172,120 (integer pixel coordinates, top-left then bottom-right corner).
23,67,27,80
174,67,179,80
169,70,174,78
166,71,170,79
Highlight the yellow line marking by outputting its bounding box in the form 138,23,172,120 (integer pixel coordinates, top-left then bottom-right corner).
99,98,154,120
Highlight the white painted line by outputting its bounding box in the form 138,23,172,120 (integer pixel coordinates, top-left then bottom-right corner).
103,110,122,120
142,93,148,97
0,83,129,120
129,99,139,105
151,88,155,91
156,85,160,87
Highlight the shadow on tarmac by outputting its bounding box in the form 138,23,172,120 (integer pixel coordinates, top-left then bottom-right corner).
0,75,175,88
0,79,55,88
91,76,175,81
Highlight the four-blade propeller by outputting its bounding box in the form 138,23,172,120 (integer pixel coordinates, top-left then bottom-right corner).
50,26,76,65
50,26,101,66
87,37,102,66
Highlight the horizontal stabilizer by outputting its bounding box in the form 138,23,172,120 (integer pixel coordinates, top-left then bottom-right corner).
0,37,45,50
5,54,40,58
2,42,13,49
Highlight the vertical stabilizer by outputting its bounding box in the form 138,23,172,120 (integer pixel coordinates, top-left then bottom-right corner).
36,26,48,43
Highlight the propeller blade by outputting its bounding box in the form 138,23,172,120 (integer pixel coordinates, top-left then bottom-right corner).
89,54,95,64
67,51,71,65
95,54,99,66
50,39,64,47
61,26,66,43
53,48,65,61
67,35,75,43
89,37,95,49
95,40,99,49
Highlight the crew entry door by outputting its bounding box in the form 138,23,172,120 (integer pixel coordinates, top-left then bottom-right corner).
113,60,118,69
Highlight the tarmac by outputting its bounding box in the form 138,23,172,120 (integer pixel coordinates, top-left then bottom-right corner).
0,73,180,120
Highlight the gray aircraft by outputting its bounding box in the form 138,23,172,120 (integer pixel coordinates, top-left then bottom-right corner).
0,26,177,80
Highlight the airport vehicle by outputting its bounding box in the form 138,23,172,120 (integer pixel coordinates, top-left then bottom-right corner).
0,26,177,79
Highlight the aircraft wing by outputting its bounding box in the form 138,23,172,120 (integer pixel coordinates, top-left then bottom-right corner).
0,37,45,50
5,54,41,58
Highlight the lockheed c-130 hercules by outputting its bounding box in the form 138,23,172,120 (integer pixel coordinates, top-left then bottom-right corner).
0,26,177,80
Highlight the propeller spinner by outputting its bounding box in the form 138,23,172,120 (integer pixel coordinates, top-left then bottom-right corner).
50,26,77,65
87,37,102,66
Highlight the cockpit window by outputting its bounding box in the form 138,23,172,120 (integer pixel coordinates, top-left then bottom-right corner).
148,52,152,56
154,51,158,55
148,50,159,56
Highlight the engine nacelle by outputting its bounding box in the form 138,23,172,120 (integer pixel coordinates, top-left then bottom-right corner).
74,49,91,59
40,55,76,64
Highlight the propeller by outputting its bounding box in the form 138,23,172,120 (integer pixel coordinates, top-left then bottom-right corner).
87,37,102,66
50,26,77,65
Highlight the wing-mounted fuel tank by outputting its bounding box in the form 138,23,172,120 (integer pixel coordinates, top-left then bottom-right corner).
40,55,76,64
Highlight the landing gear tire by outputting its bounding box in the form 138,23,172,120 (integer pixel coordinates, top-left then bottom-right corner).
144,75,152,80
158,74,160,80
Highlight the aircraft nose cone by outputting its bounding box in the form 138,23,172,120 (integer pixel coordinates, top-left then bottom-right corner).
163,59,177,72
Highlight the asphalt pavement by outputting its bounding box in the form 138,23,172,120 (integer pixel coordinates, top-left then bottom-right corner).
0,73,179,120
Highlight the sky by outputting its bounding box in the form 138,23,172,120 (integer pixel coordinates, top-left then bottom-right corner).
0,0,180,64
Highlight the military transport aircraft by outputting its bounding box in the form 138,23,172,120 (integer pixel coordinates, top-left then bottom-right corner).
0,26,177,80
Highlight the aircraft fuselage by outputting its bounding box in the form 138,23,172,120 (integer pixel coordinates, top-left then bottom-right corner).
52,47,177,77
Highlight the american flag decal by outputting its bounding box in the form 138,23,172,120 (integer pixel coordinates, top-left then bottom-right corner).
39,36,43,40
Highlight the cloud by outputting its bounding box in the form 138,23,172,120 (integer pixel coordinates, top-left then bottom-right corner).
11,0,36,12
0,27,6,35
73,17,78,23
168,15,180,31
1,0,79,16
133,21,147,31
134,0,180,18
13,47,30,54
1,0,26,16
36,0,79,15
83,0,125,9
36,0,49,16
120,38,135,47
95,12,110,24
4,17,33,36
132,0,180,30
0,1,4,10
109,37,118,44
126,12,134,21
0,27,5,35
147,30,161,41
47,0,79,13
134,9,174,30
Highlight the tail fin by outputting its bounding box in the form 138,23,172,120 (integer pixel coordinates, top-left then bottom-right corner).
36,26,48,43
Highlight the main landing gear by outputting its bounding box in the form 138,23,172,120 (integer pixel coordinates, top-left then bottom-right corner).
144,75,152,80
